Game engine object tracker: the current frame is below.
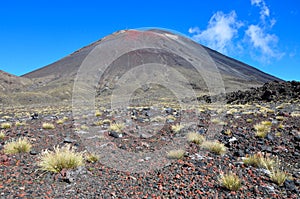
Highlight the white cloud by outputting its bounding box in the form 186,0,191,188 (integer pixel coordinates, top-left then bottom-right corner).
188,27,200,34
189,11,242,54
251,0,270,21
246,25,283,61
247,0,284,62
188,1,284,64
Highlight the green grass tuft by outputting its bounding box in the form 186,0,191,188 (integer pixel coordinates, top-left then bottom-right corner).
85,153,100,163
167,149,185,159
171,123,184,133
42,122,55,129
243,153,276,170
109,122,125,133
270,169,288,186
254,121,271,138
186,132,205,145
1,122,11,129
220,172,242,191
0,131,5,140
201,140,226,155
38,144,84,173
4,137,32,154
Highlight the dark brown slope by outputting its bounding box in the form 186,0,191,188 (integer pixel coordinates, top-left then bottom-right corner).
22,29,281,84
17,29,283,104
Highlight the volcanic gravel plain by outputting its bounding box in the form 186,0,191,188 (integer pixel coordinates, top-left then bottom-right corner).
0,81,300,198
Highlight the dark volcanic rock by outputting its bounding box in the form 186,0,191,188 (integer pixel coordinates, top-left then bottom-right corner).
225,81,300,104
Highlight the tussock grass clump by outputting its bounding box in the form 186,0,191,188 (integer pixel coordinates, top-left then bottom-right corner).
102,119,111,125
171,123,184,133
260,107,275,114
0,131,5,140
95,111,102,117
167,149,185,159
243,153,276,170
15,121,26,127
1,122,12,129
275,132,282,137
80,125,89,130
109,122,125,133
150,116,165,122
202,141,226,155
186,132,205,145
166,115,176,121
211,118,227,125
85,153,100,163
227,108,238,115
270,169,288,186
254,121,271,138
4,137,32,154
224,129,232,135
42,123,55,129
2,116,11,120
56,119,64,125
94,120,103,126
246,118,253,123
38,144,84,173
220,172,242,191
261,121,272,126
275,116,285,121
276,104,285,109
291,112,300,117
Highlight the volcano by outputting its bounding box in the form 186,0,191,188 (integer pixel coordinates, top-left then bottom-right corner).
2,29,282,105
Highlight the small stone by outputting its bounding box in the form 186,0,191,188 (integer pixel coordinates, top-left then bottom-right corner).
63,137,74,143
229,137,237,143
294,135,300,142
140,134,148,139
109,131,120,138
233,161,244,166
261,145,272,153
233,150,244,157
0,154,8,162
198,129,205,134
30,150,38,155
31,113,39,120
284,180,297,192
266,134,274,141
295,179,300,186
166,119,174,123
198,122,205,127
145,157,151,161
293,151,299,156
137,118,144,123
165,108,173,114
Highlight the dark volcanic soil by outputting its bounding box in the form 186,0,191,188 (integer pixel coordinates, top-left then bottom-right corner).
0,83,300,198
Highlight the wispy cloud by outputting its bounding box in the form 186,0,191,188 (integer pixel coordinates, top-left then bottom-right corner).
247,0,284,62
189,11,242,54
189,0,284,64
251,0,270,22
245,25,283,62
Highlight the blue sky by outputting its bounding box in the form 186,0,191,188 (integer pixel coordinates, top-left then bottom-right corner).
0,0,299,80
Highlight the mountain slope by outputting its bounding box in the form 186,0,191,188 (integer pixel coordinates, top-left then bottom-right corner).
0,70,32,92
12,29,283,104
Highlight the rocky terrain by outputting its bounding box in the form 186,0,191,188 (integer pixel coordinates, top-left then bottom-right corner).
0,81,299,198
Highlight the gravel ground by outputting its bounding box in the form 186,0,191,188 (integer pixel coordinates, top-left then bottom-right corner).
0,100,299,198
